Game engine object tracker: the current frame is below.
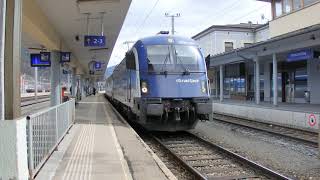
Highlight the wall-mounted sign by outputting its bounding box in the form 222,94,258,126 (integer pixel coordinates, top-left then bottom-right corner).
31,54,51,67
84,35,106,47
60,52,71,63
40,52,51,62
287,49,313,62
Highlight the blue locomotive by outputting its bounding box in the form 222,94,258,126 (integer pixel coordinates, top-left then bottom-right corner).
105,34,212,131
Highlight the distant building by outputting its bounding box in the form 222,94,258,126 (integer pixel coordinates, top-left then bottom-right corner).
192,23,269,57
193,0,320,105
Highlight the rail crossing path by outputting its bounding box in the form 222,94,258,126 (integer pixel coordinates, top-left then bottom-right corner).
36,94,169,180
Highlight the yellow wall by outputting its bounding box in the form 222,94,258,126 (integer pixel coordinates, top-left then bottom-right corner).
22,0,61,50
269,2,320,38
22,0,82,70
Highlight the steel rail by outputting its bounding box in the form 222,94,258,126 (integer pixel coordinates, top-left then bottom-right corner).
21,98,50,107
187,132,293,180
152,135,207,180
213,113,318,147
152,131,293,180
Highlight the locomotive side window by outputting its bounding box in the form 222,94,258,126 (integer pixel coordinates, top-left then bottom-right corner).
126,51,136,70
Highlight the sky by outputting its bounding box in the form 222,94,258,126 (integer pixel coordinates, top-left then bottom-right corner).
107,0,271,68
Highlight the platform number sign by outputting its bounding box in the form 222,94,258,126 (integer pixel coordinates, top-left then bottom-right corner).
84,35,106,47
308,114,317,127
95,62,102,69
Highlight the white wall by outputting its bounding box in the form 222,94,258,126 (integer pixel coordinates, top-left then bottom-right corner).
0,119,29,180
255,26,270,42
213,102,319,131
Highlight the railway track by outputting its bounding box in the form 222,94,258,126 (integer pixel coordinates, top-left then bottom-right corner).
213,113,318,147
152,131,292,180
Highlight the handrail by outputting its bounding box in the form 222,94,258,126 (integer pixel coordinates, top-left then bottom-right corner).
27,99,75,179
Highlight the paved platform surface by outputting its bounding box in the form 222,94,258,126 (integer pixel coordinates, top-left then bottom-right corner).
213,98,320,113
37,94,168,180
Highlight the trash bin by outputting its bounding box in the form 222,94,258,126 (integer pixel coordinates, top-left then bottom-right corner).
304,91,310,103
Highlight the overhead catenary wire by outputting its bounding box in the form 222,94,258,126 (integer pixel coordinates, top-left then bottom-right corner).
230,4,268,24
134,0,160,36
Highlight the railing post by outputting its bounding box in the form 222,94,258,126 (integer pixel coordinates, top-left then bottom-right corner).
55,108,59,151
27,116,34,178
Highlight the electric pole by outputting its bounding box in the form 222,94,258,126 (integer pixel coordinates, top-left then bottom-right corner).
123,41,135,51
165,13,180,35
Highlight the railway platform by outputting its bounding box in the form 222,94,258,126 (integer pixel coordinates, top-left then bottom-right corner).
212,99,320,132
35,94,169,180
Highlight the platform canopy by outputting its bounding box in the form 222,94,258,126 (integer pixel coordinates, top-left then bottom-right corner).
34,0,131,77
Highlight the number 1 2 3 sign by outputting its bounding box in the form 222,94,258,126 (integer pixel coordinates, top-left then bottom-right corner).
84,35,106,47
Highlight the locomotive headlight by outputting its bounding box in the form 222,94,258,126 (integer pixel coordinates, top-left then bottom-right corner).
201,80,207,93
141,81,148,94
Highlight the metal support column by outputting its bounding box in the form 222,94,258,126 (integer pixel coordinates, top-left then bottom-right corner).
255,56,260,104
272,53,278,106
219,65,223,102
50,51,61,106
4,0,22,119
71,67,76,96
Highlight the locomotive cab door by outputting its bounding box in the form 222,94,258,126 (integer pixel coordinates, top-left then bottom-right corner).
126,51,136,104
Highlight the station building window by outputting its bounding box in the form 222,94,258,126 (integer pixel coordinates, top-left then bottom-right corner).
273,0,320,18
224,42,234,52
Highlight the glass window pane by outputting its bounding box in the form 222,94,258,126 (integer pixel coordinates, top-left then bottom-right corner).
293,0,302,10
275,0,283,17
304,0,319,6
283,0,292,13
224,42,233,52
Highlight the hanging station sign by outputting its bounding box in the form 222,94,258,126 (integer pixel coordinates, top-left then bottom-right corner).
287,49,313,62
95,61,102,69
30,54,51,67
60,52,71,63
84,35,106,47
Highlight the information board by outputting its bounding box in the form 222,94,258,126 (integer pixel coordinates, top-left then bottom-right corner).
84,35,106,47
287,49,313,62
60,52,71,63
31,54,51,67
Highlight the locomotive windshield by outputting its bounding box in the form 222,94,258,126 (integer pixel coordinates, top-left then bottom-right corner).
146,45,205,73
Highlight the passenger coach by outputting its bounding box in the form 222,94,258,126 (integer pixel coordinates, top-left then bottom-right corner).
106,34,212,131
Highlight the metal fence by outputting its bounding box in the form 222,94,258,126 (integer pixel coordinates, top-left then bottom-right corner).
27,99,75,178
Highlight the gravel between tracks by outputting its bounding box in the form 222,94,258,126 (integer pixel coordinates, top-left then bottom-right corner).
190,120,320,179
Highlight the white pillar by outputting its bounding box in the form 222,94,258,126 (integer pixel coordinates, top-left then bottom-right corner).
272,53,278,106
4,0,22,119
255,56,260,104
50,51,61,106
219,65,223,102
264,62,271,102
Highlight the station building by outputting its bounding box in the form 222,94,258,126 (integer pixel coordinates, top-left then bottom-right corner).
193,0,320,131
